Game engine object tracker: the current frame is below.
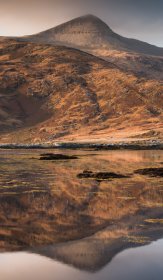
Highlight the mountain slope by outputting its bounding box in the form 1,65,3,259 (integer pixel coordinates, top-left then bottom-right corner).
0,38,162,144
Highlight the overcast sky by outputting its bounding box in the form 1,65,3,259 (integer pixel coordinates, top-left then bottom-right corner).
0,0,163,47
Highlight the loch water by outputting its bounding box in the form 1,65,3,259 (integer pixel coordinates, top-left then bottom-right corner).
0,149,162,280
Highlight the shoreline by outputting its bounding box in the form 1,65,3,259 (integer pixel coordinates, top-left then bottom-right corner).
0,142,163,150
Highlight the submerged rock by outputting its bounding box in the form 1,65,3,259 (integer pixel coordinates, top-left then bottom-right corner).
40,153,78,160
135,168,163,177
77,170,129,181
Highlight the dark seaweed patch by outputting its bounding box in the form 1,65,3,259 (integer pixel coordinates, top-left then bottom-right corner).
77,170,129,181
135,168,163,177
40,153,78,160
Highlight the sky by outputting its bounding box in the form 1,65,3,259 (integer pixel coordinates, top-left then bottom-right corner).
0,0,163,47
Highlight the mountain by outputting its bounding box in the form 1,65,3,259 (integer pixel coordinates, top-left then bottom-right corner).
20,15,163,80
0,38,162,144
24,14,163,56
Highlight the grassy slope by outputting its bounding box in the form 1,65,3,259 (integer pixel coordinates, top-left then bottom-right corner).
0,38,163,144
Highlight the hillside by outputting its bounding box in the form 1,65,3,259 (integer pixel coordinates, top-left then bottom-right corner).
91,48,163,81
0,38,162,144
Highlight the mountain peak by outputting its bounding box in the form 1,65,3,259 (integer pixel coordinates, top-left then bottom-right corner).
50,14,113,35
26,14,114,48
22,14,163,57
75,14,105,22
78,14,99,19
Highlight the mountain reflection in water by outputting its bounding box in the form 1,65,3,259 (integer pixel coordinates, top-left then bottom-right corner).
0,149,162,279
0,239,163,280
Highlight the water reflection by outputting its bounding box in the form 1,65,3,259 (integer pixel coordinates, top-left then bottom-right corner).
0,239,163,280
0,149,162,278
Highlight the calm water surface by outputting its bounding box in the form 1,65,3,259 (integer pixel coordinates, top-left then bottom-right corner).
0,149,162,280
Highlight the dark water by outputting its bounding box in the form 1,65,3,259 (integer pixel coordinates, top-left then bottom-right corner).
0,149,162,280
